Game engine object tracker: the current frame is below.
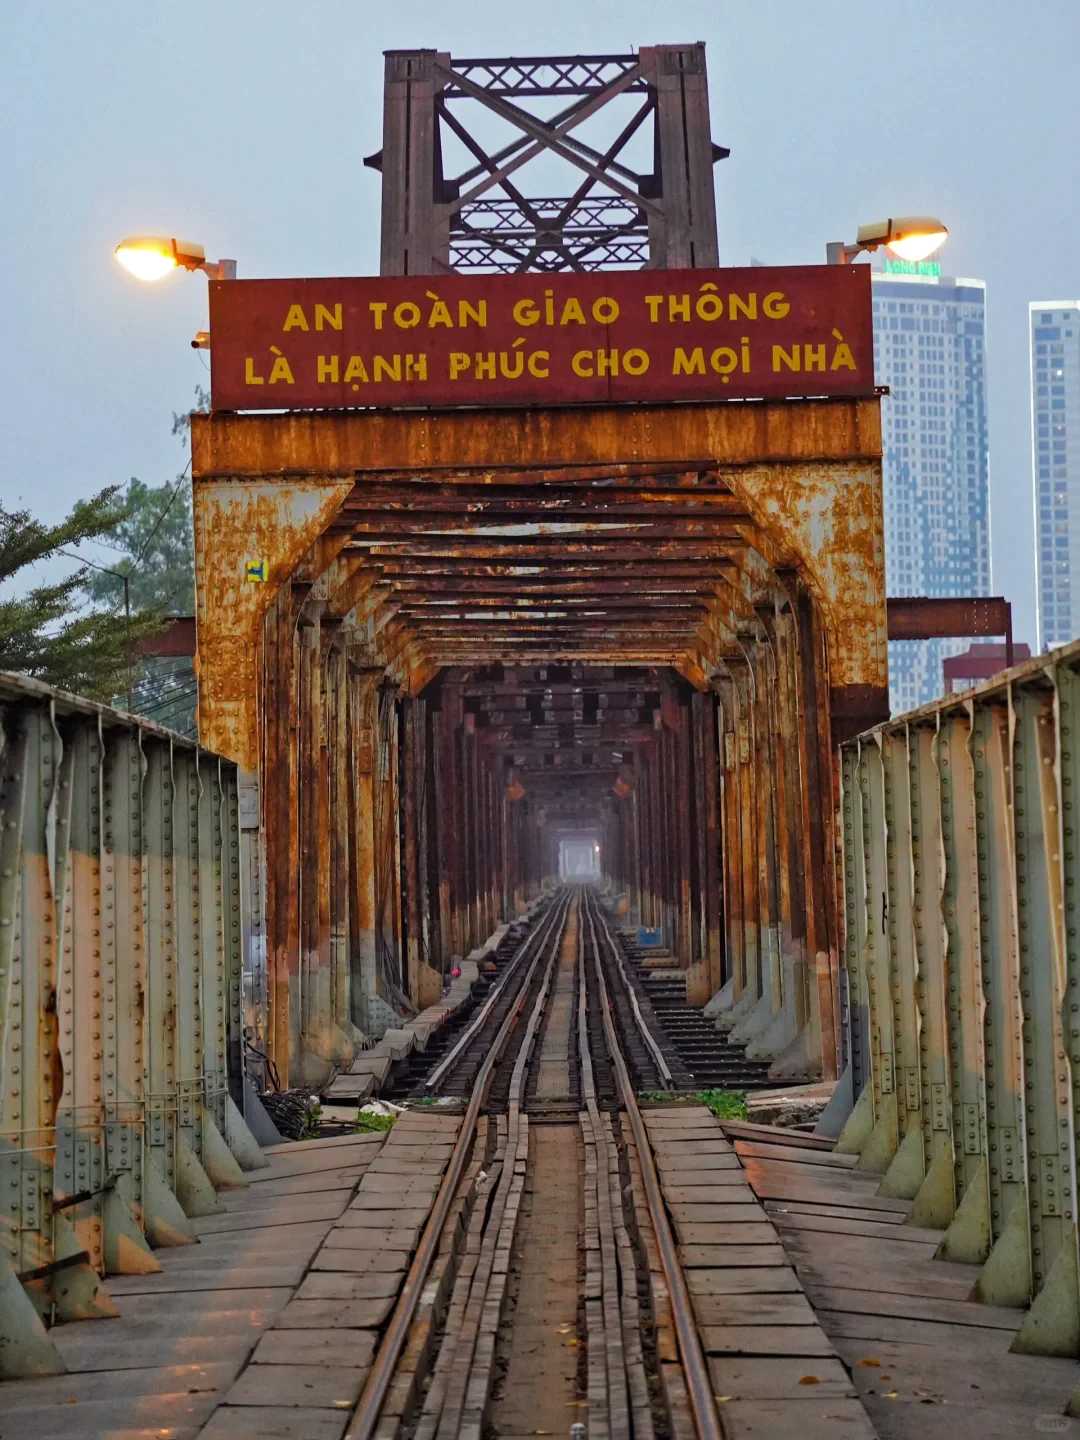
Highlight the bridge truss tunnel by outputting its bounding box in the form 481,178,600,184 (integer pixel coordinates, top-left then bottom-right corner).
191,396,886,1091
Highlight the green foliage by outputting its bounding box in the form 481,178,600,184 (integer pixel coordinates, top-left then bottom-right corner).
638,1088,748,1120
82,476,195,614
354,1109,397,1134
0,488,163,699
697,1089,748,1120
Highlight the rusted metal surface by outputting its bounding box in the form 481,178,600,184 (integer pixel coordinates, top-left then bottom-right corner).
192,477,352,770
192,395,881,476
209,266,873,411
136,615,196,657
190,43,886,1098
886,594,1013,646
943,641,1032,692
374,46,724,276
836,640,1080,1358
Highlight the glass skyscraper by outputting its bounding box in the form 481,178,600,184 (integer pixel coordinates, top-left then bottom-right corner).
871,266,991,713
1030,301,1080,651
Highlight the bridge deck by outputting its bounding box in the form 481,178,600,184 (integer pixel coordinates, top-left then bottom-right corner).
729,1124,1080,1440
3,1118,1076,1440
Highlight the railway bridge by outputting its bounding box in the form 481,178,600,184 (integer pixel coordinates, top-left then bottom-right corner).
1,43,1078,1440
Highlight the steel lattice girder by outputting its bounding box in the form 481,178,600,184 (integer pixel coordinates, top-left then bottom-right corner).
369,45,726,274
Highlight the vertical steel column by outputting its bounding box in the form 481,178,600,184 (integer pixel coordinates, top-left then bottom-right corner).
1010,687,1078,1354
970,698,1030,1304
375,50,451,275
637,44,720,268
932,710,987,1244
347,666,379,1032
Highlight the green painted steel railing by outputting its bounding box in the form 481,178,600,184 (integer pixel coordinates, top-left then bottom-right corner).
837,645,1080,1358
0,673,265,1376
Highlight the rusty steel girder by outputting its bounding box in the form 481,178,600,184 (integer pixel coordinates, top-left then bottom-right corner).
190,390,883,1088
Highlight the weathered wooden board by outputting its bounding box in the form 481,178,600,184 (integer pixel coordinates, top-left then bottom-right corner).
767,1210,941,1245
700,1326,838,1357
679,1244,789,1268
715,1396,877,1440
692,1291,817,1326
273,1295,397,1329
675,1222,780,1246
733,1139,858,1169
765,1201,908,1225
687,1267,802,1296
670,1203,769,1225
720,1120,837,1150
664,1183,758,1205
708,1355,855,1398
654,1166,749,1185
742,1159,910,1213
815,1309,1020,1352
803,1285,1022,1330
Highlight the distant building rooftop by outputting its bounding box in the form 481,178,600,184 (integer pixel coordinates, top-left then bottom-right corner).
943,642,1033,694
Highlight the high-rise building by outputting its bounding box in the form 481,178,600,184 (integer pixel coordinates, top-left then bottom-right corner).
871,263,991,712
1030,301,1080,651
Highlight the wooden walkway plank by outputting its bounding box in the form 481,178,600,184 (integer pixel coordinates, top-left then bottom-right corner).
642,1104,876,1437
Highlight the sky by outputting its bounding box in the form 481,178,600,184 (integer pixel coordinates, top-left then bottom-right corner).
4,0,1079,648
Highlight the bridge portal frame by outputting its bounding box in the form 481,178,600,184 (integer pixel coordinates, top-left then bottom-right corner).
190,394,886,1088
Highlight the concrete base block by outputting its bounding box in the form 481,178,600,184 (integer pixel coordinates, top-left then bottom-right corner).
0,1257,65,1377
103,1175,161,1275
225,1093,270,1171
767,1022,819,1081
719,982,758,1033
144,1153,198,1246
201,1108,249,1189
380,1028,416,1063
703,978,734,1020
746,996,801,1062
175,1134,225,1217
731,989,778,1048
322,1073,376,1102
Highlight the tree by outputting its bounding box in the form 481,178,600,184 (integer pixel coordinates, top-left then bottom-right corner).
0,489,162,699
1,387,207,727
81,475,195,613
82,385,207,614
79,386,207,733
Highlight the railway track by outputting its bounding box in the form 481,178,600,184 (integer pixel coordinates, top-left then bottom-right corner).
347,887,722,1439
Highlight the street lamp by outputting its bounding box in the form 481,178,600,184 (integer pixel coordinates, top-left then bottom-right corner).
114,235,237,282
826,216,948,266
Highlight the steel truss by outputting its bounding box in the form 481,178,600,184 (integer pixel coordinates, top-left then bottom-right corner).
367,45,728,275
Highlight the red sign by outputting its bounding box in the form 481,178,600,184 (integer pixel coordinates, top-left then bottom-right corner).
208,266,872,412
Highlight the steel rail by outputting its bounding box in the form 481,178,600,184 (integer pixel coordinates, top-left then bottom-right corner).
591,903,674,1088
424,897,558,1089
347,888,573,1440
581,888,724,1440
432,901,561,1427
575,891,635,1433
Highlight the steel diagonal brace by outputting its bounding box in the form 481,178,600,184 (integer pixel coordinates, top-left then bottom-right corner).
448,74,641,192
438,63,662,217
